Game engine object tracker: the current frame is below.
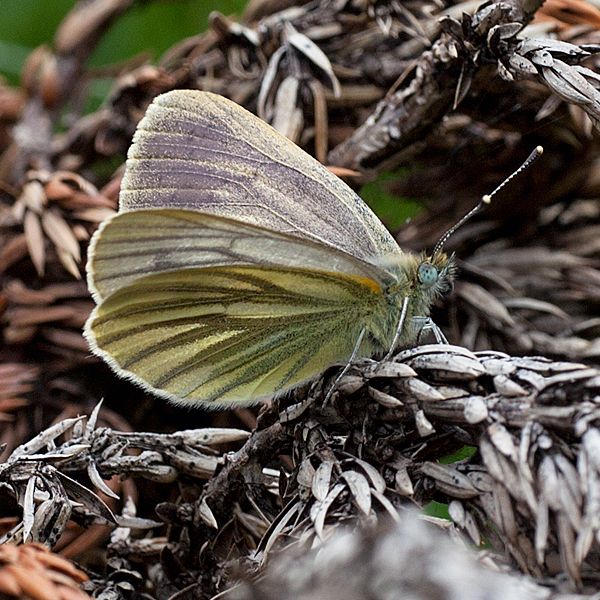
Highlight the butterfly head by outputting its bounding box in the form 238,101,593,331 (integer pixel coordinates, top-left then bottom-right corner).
380,248,454,301
404,250,456,315
418,249,455,295
381,249,455,320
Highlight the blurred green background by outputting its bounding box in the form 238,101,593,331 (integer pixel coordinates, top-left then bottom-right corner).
0,0,247,85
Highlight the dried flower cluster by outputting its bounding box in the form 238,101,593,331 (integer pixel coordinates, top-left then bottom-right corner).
0,345,591,598
1,0,600,597
0,543,89,600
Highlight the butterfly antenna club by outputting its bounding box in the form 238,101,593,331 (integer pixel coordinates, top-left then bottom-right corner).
432,146,543,256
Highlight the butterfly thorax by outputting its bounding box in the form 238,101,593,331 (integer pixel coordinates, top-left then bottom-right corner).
366,250,455,352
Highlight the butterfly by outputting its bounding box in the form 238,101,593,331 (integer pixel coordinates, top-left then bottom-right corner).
84,89,540,408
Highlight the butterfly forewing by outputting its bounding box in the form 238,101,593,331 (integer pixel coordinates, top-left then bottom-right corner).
120,90,401,263
85,265,385,407
88,208,394,301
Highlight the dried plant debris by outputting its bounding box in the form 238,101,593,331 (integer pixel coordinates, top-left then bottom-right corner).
506,37,600,129
408,193,600,361
273,346,600,587
229,515,554,600
1,280,93,348
0,363,37,408
2,0,600,184
1,169,116,279
2,349,600,596
111,346,598,597
0,542,90,600
0,401,249,547
537,0,600,30
0,173,115,367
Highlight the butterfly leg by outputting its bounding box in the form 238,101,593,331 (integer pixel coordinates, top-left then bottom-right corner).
413,316,448,344
324,327,366,404
382,295,410,362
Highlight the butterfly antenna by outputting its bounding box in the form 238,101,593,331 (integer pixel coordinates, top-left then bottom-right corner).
432,146,543,256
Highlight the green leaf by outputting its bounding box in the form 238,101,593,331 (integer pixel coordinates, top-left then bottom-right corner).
359,171,421,230
439,445,477,464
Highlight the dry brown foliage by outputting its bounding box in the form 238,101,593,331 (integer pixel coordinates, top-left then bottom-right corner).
2,0,600,598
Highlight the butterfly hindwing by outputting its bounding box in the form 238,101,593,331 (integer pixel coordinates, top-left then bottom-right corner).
85,264,384,407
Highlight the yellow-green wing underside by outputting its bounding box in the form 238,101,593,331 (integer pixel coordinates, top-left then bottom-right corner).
85,209,395,407
86,265,382,407
88,208,397,302
120,90,401,263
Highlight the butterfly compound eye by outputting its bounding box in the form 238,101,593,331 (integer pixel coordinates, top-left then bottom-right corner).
418,263,438,287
